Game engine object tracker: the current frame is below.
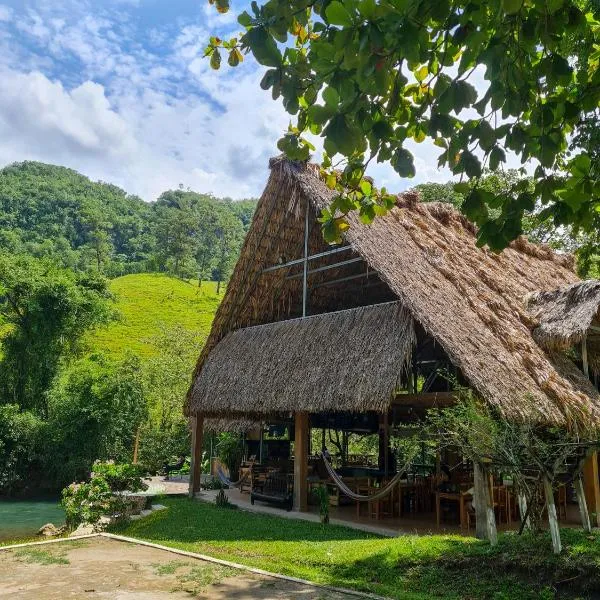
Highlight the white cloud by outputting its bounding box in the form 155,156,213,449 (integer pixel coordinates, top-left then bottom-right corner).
0,5,12,22
0,69,137,167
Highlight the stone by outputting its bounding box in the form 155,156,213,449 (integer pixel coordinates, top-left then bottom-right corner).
37,523,60,537
150,504,166,511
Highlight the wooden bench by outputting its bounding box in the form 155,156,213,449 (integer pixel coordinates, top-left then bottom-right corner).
251,472,293,511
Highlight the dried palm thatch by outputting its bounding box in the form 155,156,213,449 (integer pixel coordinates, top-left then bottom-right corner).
525,280,600,351
191,302,415,416
188,158,600,429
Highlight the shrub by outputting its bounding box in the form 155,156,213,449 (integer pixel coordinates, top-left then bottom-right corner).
61,461,148,530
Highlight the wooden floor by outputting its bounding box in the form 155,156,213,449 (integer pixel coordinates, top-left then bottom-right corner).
200,488,584,537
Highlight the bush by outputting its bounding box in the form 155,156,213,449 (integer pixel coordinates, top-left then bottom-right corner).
137,423,190,474
0,404,44,495
61,461,148,530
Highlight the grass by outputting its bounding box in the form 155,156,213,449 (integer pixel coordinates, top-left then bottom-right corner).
111,496,600,600
88,273,221,359
13,547,70,565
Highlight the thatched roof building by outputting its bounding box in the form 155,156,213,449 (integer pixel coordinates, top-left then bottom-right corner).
188,158,600,429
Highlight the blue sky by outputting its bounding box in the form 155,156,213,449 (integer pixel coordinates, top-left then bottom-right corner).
0,0,454,200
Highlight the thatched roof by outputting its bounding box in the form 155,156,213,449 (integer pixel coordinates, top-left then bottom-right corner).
191,302,415,416
526,280,600,351
188,158,600,428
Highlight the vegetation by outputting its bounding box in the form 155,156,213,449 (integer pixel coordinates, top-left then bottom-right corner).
0,161,256,280
89,273,220,359
61,461,148,530
113,496,600,599
0,161,245,496
208,0,600,252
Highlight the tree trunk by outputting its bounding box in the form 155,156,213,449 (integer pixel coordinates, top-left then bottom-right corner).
543,475,562,554
574,475,592,533
474,462,498,545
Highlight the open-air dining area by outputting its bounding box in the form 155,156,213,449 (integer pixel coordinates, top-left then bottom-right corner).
202,413,593,537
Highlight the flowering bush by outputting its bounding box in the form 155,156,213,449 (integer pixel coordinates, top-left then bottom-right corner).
61,461,148,530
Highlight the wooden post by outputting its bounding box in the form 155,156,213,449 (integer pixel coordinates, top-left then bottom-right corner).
583,335,589,378
189,414,204,498
583,451,600,527
473,462,498,545
574,475,592,533
294,412,309,512
542,475,562,554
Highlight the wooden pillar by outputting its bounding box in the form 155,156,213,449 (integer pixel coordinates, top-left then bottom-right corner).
294,412,309,512
583,451,600,527
543,475,562,554
574,475,592,533
189,414,204,498
473,462,498,545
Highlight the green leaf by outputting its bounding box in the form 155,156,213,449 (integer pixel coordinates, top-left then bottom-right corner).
489,146,506,170
323,86,340,107
391,148,415,178
570,154,591,178
243,27,282,67
323,115,361,156
238,11,253,27
359,180,372,195
210,48,222,70
325,1,353,27
227,48,243,67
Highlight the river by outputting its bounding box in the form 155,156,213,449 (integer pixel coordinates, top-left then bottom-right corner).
0,499,65,542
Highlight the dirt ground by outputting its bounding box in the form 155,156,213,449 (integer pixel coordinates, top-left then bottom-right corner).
0,536,355,599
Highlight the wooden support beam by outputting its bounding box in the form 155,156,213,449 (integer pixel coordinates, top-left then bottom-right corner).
543,475,562,554
583,334,589,378
583,451,600,527
574,475,592,533
189,414,204,498
473,462,498,545
294,412,309,512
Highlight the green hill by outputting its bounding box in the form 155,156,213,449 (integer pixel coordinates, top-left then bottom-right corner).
89,273,221,359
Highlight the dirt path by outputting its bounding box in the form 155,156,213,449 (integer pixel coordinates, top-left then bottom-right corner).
0,537,355,599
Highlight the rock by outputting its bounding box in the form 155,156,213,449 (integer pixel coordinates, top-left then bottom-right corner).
151,504,166,511
70,523,94,536
37,523,60,537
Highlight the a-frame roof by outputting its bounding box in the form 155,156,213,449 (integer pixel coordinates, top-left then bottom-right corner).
189,158,600,428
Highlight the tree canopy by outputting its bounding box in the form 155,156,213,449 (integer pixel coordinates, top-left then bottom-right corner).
207,0,600,250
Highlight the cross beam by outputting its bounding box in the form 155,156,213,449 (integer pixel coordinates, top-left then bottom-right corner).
262,245,351,273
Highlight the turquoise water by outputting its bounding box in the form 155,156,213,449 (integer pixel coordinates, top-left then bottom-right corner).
0,499,65,542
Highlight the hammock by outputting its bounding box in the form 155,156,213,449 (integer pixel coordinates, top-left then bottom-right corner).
321,451,419,502
216,462,253,488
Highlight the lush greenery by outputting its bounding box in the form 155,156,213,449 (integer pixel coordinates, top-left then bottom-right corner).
0,161,255,281
89,274,221,359
113,496,600,599
61,461,148,530
208,0,600,252
0,161,247,496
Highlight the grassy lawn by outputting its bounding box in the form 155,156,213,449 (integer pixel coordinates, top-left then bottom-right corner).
111,496,600,599
88,273,221,358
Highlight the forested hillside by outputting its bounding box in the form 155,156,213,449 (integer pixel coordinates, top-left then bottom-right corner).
0,161,255,496
0,161,256,282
